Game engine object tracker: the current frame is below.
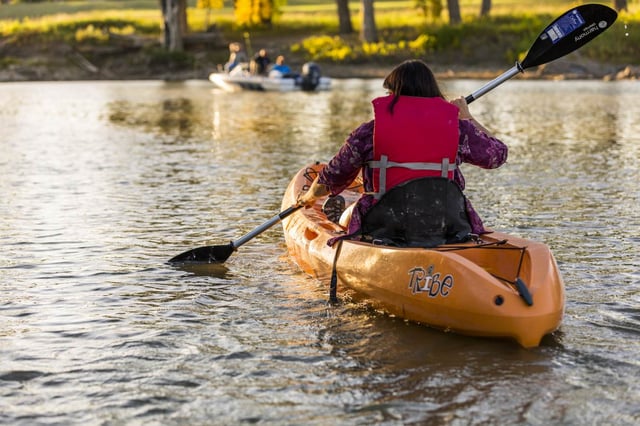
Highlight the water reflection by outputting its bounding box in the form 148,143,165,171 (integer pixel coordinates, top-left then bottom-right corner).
1,79,638,425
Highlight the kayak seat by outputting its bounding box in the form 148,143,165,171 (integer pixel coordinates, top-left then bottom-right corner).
322,195,346,224
360,177,472,248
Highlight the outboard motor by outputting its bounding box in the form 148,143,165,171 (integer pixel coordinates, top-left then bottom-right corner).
300,62,321,91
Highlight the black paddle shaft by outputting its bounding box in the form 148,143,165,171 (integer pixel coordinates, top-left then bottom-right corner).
465,4,617,104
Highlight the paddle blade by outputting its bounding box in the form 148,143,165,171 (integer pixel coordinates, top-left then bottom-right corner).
521,4,617,70
168,243,235,265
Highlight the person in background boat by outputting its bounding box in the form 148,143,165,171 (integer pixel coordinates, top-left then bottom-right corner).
269,55,292,77
224,42,248,74
296,59,508,242
250,48,271,76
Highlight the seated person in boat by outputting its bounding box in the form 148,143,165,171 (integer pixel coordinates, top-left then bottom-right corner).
250,48,271,75
224,42,248,73
269,55,293,77
297,59,508,247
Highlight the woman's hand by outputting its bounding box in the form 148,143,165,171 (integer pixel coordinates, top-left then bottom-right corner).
296,177,330,208
296,192,317,208
451,96,472,120
451,96,494,136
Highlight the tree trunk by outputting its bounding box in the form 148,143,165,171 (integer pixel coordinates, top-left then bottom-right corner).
179,0,187,34
160,0,186,51
447,0,461,25
336,0,354,34
360,0,378,43
480,0,491,17
614,0,628,12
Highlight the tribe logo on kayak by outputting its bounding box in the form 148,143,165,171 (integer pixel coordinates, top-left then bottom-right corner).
408,265,453,297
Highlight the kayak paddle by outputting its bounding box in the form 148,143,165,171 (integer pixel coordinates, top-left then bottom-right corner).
169,205,302,264
465,3,617,104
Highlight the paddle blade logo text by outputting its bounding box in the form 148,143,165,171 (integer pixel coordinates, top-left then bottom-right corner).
408,265,454,297
574,21,606,43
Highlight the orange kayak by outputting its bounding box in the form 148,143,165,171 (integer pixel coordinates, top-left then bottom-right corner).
281,163,565,348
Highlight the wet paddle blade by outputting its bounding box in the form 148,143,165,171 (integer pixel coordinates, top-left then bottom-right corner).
168,243,235,264
521,4,618,70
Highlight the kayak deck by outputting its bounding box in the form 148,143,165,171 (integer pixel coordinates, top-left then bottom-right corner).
281,164,565,348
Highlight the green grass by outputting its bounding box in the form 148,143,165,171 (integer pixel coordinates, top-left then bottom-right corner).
1,0,638,65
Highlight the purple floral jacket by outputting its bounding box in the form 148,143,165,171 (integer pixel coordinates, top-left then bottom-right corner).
318,119,508,237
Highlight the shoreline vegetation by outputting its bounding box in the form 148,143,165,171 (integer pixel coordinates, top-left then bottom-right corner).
0,0,638,83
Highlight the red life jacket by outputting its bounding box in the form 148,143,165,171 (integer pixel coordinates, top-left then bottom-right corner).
370,95,460,199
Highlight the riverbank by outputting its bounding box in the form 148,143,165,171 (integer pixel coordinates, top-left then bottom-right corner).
320,58,639,81
0,38,637,83
1,53,636,83
2,0,638,84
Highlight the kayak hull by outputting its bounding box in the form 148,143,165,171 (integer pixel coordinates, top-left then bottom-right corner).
281,164,565,348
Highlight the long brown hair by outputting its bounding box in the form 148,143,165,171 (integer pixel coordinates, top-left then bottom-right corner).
383,59,444,113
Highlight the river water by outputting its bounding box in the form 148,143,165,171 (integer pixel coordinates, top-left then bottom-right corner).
0,78,638,425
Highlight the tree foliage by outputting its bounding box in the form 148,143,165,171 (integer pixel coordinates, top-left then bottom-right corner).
234,0,287,27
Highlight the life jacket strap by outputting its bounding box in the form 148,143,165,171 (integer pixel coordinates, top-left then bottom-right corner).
368,155,457,199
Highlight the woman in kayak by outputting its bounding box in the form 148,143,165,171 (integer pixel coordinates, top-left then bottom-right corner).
297,59,507,244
